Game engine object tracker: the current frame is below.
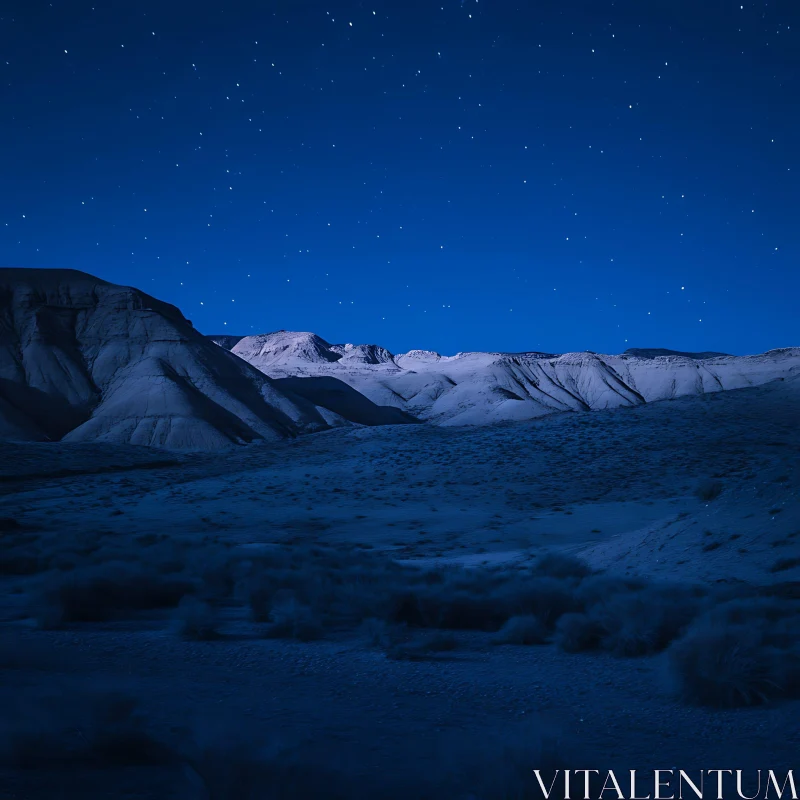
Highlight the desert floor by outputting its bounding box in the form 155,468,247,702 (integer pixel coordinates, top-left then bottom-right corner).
0,377,798,798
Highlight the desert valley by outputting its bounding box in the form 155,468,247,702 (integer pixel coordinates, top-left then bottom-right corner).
1,268,799,798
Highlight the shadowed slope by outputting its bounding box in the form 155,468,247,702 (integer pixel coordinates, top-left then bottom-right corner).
272,376,420,426
0,269,337,449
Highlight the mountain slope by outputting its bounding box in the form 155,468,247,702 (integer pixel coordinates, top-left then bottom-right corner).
228,331,800,426
208,334,245,350
623,347,731,360
0,269,347,449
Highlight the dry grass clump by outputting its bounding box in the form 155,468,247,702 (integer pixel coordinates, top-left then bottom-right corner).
770,556,800,573
34,563,196,629
695,478,723,502
553,582,706,657
263,594,324,642
19,532,719,662
554,612,605,653
666,598,800,707
173,595,219,641
492,615,549,645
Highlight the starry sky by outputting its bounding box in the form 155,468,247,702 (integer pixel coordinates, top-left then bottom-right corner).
1,0,797,356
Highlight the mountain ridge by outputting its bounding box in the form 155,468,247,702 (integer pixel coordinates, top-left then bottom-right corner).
0,269,410,449
210,333,734,362
220,329,800,426
1,268,796,448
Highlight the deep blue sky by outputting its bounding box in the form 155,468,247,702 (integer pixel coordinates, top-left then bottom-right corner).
1,0,797,355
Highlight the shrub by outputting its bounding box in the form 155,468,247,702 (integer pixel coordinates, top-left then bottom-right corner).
493,615,548,645
770,557,800,573
385,632,459,660
667,600,800,707
595,586,705,657
266,596,323,642
416,588,510,631
532,552,593,580
174,595,219,641
695,479,723,502
573,575,645,606
668,625,786,707
34,564,195,627
506,577,579,628
360,617,396,648
555,612,604,653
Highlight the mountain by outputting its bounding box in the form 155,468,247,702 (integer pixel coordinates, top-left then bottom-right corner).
623,347,731,360
232,331,344,368
226,331,800,426
5,266,791,450
208,334,245,350
0,269,367,450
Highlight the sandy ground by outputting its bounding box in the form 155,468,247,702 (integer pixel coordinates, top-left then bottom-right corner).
0,377,798,797
3,376,798,581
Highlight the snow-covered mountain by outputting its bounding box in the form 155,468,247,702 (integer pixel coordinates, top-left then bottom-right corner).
0,270,412,450
218,331,800,426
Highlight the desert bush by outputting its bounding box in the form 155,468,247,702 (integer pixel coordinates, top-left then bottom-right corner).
265,594,324,641
361,617,395,648
532,551,593,580
385,631,459,660
554,612,604,653
360,618,414,650
595,586,705,657
14,529,729,667
174,595,219,640
413,587,510,631
667,599,800,707
506,576,579,627
710,596,800,627
493,615,548,645
0,683,590,799
695,479,723,502
573,574,646,606
386,569,579,634
668,626,786,707
770,556,800,573
34,563,195,628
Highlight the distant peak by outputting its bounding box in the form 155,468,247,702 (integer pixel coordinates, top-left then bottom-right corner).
623,348,731,360
397,349,442,362
329,343,395,364
208,335,245,350
231,331,341,365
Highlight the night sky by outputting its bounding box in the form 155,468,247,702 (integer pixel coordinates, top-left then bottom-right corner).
1,0,797,356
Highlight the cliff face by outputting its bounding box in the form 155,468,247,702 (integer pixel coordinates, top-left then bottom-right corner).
0,269,337,449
